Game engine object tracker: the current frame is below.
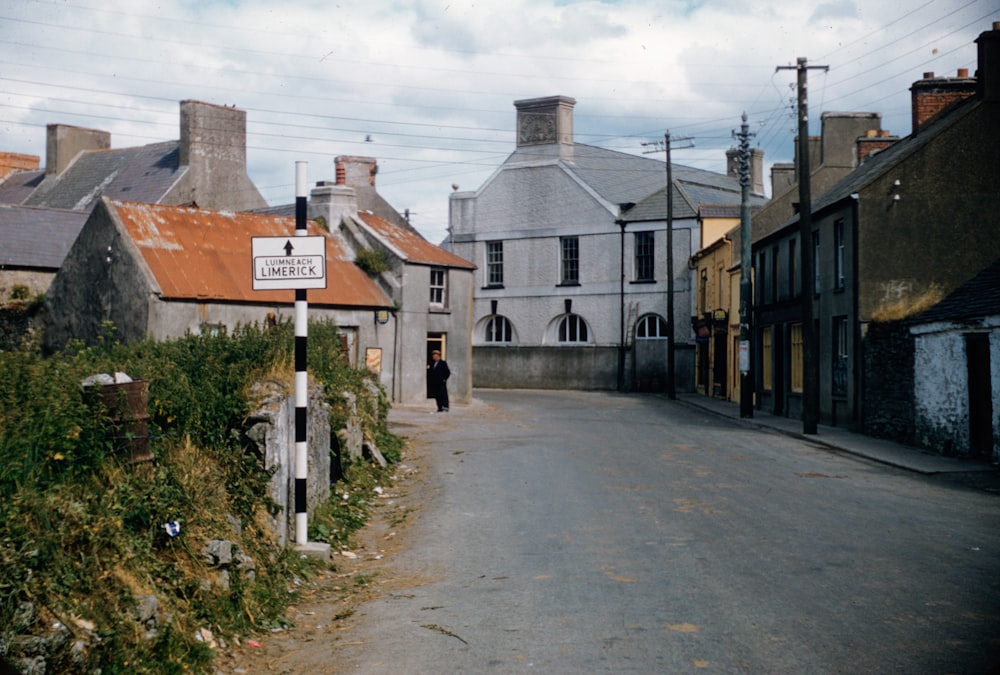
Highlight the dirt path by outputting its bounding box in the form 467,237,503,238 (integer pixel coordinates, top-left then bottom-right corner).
214,411,438,674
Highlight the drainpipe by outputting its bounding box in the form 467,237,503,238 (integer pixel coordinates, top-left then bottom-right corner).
617,218,627,392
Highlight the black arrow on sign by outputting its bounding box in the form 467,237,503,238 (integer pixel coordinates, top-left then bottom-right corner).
284,240,294,256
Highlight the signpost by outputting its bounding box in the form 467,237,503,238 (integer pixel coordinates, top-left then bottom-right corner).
252,235,327,291
251,162,329,561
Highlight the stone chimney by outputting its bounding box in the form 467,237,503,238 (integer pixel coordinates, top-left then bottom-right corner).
725,147,765,196
856,129,899,162
910,68,977,132
310,180,358,229
514,95,576,159
45,124,110,176
820,112,882,168
335,156,378,188
0,152,40,180
177,100,265,210
770,162,796,197
179,100,248,170
976,21,1000,102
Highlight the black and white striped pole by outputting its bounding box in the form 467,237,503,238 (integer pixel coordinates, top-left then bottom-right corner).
294,160,309,547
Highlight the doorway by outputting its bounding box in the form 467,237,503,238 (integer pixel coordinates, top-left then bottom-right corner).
426,332,446,399
965,333,993,458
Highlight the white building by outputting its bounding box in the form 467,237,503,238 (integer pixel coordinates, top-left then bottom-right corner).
447,95,761,391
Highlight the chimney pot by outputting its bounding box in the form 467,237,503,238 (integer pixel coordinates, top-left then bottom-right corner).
957,68,969,78
923,71,935,79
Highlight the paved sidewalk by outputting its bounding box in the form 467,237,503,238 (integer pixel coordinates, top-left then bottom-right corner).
675,392,998,476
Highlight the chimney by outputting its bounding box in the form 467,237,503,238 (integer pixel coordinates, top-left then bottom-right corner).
856,129,899,162
514,95,576,159
725,147,765,196
310,180,358,228
976,21,1000,102
334,156,378,188
0,152,40,180
770,162,796,197
177,100,265,210
910,68,977,132
820,112,882,168
179,100,247,169
45,124,110,176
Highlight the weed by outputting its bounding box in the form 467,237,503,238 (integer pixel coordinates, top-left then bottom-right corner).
0,320,401,673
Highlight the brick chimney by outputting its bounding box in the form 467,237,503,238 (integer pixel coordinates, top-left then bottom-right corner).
910,68,977,132
856,129,899,162
0,152,40,180
335,156,378,188
45,124,110,176
976,21,1000,102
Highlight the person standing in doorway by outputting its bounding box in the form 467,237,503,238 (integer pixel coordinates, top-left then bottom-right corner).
427,350,450,412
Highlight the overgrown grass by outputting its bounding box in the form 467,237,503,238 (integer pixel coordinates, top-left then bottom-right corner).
0,320,399,674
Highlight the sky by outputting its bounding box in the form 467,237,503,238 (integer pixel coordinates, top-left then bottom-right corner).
2,0,997,244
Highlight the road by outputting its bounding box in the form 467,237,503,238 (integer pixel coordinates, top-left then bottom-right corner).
333,389,1000,673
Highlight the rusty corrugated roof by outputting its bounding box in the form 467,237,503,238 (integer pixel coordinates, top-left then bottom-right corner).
357,211,475,269
109,200,391,308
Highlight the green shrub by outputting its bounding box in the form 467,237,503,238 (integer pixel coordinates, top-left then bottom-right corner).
354,247,390,275
0,319,400,673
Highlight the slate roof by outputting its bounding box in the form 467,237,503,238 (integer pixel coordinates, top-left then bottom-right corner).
0,169,45,205
779,97,981,229
509,142,759,222
23,142,184,211
620,177,766,223
356,211,475,269
0,204,89,269
910,258,1000,324
107,200,391,309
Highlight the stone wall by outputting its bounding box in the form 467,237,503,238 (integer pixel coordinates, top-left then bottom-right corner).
244,381,331,548
243,379,383,547
862,321,915,444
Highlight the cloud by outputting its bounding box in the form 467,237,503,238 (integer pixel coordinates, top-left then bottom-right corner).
1,0,994,245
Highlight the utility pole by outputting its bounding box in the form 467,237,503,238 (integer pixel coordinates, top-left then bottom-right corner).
777,57,828,435
733,112,755,418
643,132,693,400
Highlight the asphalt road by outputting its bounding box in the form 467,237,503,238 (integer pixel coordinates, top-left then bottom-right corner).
337,389,1000,674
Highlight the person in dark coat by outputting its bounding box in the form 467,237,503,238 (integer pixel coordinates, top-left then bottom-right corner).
427,350,450,412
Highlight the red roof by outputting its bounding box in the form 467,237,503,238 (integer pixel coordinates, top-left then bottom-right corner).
109,200,391,308
357,211,475,269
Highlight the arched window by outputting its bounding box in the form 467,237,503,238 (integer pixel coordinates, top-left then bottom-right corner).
485,315,514,343
635,314,668,339
558,314,589,343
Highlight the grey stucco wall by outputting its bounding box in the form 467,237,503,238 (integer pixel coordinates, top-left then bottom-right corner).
41,201,153,351
473,345,619,390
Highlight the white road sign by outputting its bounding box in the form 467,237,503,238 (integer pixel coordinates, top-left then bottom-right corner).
252,235,328,290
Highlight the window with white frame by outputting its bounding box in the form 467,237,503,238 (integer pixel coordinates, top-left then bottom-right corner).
635,314,668,339
634,231,654,281
560,236,579,285
486,241,503,287
429,267,446,306
558,314,589,343
485,315,514,343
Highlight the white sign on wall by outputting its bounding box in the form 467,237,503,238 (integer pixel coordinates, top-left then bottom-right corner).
252,236,327,290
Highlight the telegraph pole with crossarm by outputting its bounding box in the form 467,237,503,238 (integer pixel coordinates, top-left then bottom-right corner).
777,57,828,434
